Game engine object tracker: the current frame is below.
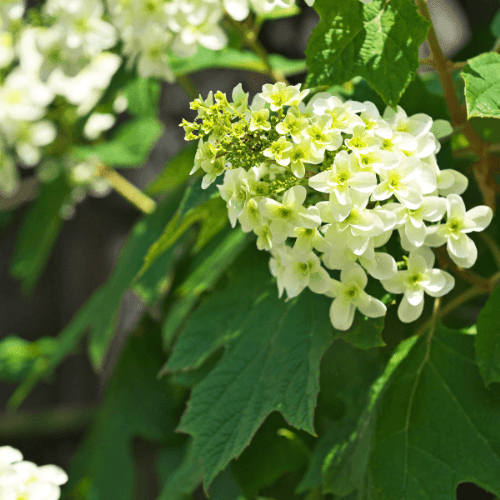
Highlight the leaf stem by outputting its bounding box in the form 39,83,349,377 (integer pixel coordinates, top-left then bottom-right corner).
176,73,199,100
226,16,289,84
96,164,156,214
415,0,495,210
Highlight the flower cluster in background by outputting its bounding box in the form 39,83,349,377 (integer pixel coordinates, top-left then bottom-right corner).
0,0,307,208
182,83,493,330
0,446,68,500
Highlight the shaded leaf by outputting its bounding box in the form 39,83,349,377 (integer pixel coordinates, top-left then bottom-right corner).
326,325,500,499
476,284,500,386
306,0,430,106
66,324,178,500
123,77,161,117
232,413,309,498
145,143,198,197
166,247,334,490
161,226,250,350
463,53,500,119
8,192,185,408
10,174,71,292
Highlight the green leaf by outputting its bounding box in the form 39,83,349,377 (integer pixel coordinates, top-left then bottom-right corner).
232,413,309,497
166,247,333,490
463,52,500,119
306,0,430,106
327,325,500,499
157,440,203,500
8,192,185,408
123,77,161,117
296,341,385,494
178,179,220,221
74,117,164,167
161,226,250,350
137,196,227,278
66,323,178,500
491,9,500,37
476,284,500,386
0,335,58,383
321,335,419,495
10,174,71,292
335,314,385,349
170,47,306,77
145,142,198,197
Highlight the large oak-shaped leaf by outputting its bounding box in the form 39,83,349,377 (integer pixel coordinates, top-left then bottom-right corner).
165,248,334,489
324,324,500,498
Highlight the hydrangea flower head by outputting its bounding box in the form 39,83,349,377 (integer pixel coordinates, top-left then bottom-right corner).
181,83,493,332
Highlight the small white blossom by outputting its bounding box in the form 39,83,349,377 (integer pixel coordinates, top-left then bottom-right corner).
381,247,455,323
327,264,386,331
425,194,493,268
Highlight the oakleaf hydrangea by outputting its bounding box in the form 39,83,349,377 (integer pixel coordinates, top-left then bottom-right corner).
0,446,68,500
181,83,493,331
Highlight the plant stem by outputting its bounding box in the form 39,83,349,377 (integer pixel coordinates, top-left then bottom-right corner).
481,232,500,269
226,16,289,84
96,164,156,214
415,0,495,209
176,73,199,100
0,406,94,438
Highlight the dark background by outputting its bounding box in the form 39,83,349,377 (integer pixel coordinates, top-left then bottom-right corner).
1,0,499,498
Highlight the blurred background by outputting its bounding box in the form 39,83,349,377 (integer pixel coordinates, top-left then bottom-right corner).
1,0,499,498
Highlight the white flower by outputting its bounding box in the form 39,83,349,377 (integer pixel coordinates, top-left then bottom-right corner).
288,138,324,178
425,194,493,268
263,136,292,166
371,156,424,209
282,251,332,298
0,69,53,122
291,225,330,259
383,105,433,138
327,264,386,331
0,447,67,500
344,124,382,156
218,167,254,227
2,119,57,166
389,196,446,247
260,82,309,111
302,114,342,152
83,112,116,141
319,194,396,256
259,185,321,242
312,95,364,133
0,31,14,68
309,150,377,222
381,247,455,323
276,107,309,143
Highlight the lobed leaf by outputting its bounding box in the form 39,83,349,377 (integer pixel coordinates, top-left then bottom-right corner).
463,52,500,119
306,0,430,106
324,325,500,499
166,247,334,490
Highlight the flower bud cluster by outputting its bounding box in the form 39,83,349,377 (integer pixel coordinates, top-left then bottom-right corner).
182,83,493,330
0,446,68,500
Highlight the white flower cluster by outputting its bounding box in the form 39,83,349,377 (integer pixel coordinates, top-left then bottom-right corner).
183,83,493,330
106,0,303,81
0,446,68,500
0,0,122,198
